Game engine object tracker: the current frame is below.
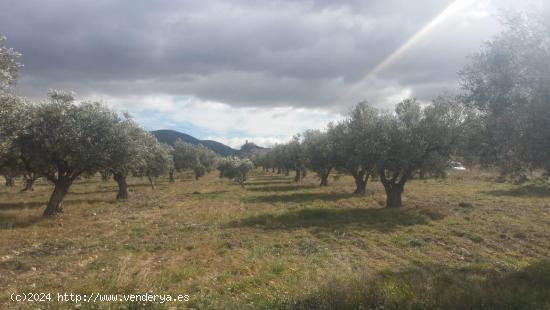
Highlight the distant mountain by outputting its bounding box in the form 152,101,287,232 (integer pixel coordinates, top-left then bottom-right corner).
151,129,238,156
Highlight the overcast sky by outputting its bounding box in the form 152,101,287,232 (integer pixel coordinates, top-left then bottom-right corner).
0,0,526,148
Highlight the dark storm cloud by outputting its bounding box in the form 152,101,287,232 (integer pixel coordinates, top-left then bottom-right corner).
0,0,505,107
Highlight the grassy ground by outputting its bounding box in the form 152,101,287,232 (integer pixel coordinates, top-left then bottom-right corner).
0,170,549,309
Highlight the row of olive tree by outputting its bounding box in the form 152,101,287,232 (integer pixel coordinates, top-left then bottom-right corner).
1,37,180,215
8,91,175,215
256,7,550,207
256,97,469,208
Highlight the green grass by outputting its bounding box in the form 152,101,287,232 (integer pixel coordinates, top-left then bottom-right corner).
0,170,549,309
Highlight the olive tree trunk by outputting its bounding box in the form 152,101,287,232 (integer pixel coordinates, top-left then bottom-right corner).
319,168,332,186
113,172,129,200
294,169,301,182
320,173,329,186
353,172,369,195
169,170,175,183
383,182,404,208
147,175,155,190
4,175,15,187
21,178,35,192
43,177,72,216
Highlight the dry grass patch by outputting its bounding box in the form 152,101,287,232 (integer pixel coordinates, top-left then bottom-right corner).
1,170,549,309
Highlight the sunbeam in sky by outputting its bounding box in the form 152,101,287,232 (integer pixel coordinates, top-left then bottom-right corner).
1,0,511,144
368,0,479,78
340,0,481,107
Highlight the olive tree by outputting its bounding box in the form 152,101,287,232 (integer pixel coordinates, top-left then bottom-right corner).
218,157,254,186
194,145,218,180
173,140,218,180
330,102,381,194
0,42,40,191
136,137,174,189
0,36,22,91
0,89,30,160
16,90,121,216
257,151,276,173
107,118,152,200
302,128,338,186
286,135,307,182
0,94,25,184
271,144,292,175
460,6,550,177
377,98,468,208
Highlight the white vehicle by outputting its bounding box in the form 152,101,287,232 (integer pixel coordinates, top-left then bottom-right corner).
450,161,466,171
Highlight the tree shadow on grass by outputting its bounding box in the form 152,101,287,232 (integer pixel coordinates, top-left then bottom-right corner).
247,181,294,186
247,185,318,192
69,188,116,195
186,190,229,198
0,198,115,211
228,207,444,232
483,184,550,198
0,201,44,211
276,260,550,310
245,192,357,204
0,213,45,229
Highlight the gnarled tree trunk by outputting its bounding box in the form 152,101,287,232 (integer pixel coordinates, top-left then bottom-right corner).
383,182,404,208
4,175,15,187
43,177,71,216
353,172,369,195
21,177,35,192
113,172,129,200
169,170,175,183
320,173,329,186
319,168,331,186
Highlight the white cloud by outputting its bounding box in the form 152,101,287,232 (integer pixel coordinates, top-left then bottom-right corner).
90,93,344,146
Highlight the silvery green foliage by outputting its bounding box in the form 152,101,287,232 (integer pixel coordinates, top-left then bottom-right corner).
108,118,152,177
331,102,382,176
286,135,306,173
17,90,121,183
194,144,217,179
0,36,22,91
135,134,174,184
251,151,274,170
302,128,338,184
460,6,550,175
0,92,31,160
173,139,218,179
269,143,294,173
218,157,254,186
173,139,199,172
377,98,467,193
